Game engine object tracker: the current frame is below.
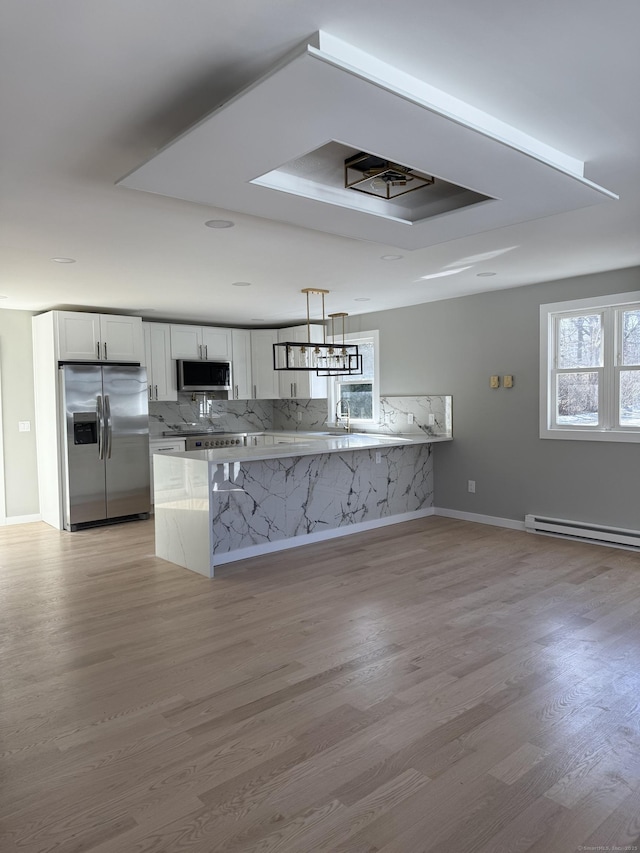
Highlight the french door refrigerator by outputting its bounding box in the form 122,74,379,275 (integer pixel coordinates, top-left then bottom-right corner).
60,363,150,530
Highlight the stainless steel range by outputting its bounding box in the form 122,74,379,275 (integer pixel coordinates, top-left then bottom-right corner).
183,433,247,450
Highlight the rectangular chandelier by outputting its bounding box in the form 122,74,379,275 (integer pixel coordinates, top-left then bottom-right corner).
273,291,362,376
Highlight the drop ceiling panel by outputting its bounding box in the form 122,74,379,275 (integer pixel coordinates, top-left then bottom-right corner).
119,31,616,251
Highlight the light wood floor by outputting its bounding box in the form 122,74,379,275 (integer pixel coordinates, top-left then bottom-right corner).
1,517,640,852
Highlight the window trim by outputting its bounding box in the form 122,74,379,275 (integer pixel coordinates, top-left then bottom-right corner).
540,290,640,443
327,329,380,428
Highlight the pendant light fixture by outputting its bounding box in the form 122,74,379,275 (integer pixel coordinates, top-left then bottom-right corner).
316,312,363,376
272,289,362,375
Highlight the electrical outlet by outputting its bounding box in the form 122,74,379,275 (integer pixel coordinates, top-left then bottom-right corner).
18,421,31,432
408,413,414,424
297,411,303,422
428,414,435,426
468,480,476,493
375,452,382,464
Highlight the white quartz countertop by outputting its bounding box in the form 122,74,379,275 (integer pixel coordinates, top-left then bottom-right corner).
152,430,451,464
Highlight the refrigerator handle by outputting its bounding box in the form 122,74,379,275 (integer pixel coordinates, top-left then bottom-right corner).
97,395,104,460
105,394,113,459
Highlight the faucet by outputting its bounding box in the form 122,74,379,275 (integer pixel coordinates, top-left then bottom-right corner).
336,398,351,433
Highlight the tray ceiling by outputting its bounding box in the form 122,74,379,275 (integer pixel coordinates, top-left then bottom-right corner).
120,31,616,251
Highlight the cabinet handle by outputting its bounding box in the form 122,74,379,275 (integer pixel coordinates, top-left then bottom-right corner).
205,344,208,359
155,384,158,400
148,385,152,400
198,344,202,359
294,382,297,397
253,384,257,399
103,342,108,360
235,385,239,399
96,341,100,359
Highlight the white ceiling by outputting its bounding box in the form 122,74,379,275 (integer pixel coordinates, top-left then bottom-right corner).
1,0,639,327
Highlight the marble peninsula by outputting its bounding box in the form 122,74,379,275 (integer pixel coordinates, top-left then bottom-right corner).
153,431,450,577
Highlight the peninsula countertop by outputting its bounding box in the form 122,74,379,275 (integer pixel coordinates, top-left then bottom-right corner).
152,430,452,464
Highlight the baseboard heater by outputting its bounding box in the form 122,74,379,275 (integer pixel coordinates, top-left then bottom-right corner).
524,514,640,551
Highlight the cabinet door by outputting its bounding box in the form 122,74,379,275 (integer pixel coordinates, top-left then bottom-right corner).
306,324,328,400
278,328,298,399
250,329,280,399
170,325,202,360
100,315,143,362
201,327,232,360
56,311,102,361
231,329,252,399
278,325,328,400
144,323,177,402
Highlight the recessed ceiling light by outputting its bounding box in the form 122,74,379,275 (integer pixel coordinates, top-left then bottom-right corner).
354,297,371,302
204,219,235,229
231,281,251,287
477,271,497,277
380,254,403,261
51,257,76,263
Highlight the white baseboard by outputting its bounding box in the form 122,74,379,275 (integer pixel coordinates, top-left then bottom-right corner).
434,507,526,531
1,513,42,526
213,507,435,569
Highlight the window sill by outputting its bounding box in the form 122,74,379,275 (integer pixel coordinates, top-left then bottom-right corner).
540,428,640,443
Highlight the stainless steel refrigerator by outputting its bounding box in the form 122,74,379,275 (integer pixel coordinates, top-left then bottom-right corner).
60,363,150,530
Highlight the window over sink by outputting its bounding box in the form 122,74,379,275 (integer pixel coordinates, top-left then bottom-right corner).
328,330,380,428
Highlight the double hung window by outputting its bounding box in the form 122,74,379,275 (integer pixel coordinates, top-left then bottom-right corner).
540,292,640,442
328,330,379,428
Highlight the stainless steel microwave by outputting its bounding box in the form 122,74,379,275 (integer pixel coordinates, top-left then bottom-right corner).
177,360,231,391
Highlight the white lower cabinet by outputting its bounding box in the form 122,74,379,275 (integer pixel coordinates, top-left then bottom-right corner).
149,439,186,505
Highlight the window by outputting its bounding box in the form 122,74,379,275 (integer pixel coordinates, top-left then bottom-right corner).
328,330,379,427
540,292,640,442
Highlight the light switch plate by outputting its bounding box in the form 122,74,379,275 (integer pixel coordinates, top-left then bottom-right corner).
504,375,514,388
490,375,500,388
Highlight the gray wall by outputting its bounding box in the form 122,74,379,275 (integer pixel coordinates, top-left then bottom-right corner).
348,266,640,529
0,309,39,517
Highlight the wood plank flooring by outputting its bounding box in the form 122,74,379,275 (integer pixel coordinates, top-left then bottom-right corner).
1,516,640,852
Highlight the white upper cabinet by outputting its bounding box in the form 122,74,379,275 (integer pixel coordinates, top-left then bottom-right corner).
142,322,178,402
55,311,143,362
201,327,232,360
250,329,280,399
231,329,252,400
170,325,232,360
278,324,328,400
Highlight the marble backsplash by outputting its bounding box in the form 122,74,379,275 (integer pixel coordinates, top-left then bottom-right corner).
378,395,452,437
149,394,274,436
274,395,452,437
272,399,330,431
151,393,452,437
